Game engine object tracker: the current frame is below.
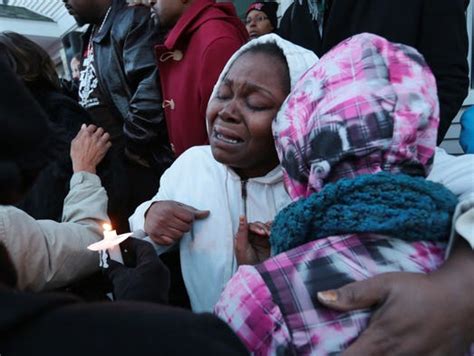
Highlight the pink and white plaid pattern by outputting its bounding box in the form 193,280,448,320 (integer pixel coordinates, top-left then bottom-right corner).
273,33,440,200
216,235,446,355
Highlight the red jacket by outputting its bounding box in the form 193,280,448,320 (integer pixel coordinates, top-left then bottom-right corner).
155,0,248,157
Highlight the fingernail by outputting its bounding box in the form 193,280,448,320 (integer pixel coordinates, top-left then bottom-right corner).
318,290,338,303
81,123,86,129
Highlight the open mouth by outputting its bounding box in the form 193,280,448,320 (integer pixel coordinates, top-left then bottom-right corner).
213,127,243,145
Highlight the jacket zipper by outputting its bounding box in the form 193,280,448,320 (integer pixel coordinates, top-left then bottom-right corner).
241,179,248,217
231,179,248,274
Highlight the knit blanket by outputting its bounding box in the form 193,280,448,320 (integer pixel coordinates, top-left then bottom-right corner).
271,172,458,255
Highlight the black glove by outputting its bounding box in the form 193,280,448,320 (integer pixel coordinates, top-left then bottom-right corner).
104,238,170,304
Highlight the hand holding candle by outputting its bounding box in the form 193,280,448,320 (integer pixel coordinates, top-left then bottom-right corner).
88,223,133,267
102,224,124,264
102,237,170,303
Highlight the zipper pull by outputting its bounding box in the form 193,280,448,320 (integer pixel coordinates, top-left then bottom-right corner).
241,179,248,217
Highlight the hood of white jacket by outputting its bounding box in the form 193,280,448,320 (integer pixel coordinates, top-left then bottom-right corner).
207,33,318,134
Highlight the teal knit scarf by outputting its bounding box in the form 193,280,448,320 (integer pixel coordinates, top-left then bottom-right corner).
270,172,458,255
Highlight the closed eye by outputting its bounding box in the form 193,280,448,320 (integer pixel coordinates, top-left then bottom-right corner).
216,82,232,100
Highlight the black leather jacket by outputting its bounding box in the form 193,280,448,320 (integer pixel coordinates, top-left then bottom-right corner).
82,0,172,169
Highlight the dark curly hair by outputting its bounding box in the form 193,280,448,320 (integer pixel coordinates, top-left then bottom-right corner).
0,31,60,90
0,55,63,205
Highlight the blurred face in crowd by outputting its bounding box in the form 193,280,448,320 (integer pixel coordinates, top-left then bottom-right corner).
245,10,274,40
207,51,289,179
62,0,111,26
150,0,189,28
70,57,81,80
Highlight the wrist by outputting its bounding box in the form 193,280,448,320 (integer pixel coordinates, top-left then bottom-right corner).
73,165,96,174
144,202,159,219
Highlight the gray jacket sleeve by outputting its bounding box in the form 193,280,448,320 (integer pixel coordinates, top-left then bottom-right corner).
0,172,109,291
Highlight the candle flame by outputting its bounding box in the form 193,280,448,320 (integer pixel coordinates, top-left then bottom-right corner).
103,223,112,231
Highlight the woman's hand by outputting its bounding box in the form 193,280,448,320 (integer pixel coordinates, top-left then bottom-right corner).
144,201,210,245
70,124,111,174
235,216,272,266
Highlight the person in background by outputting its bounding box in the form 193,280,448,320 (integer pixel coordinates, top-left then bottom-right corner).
0,58,248,356
62,0,173,232
70,53,81,81
460,106,474,153
245,1,279,40
147,0,248,156
279,0,470,144
60,53,82,100
0,32,92,221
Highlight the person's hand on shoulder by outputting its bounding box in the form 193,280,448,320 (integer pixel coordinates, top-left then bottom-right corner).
144,201,210,245
105,237,170,304
70,124,111,174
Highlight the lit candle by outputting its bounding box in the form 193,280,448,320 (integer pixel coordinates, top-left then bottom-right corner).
102,223,124,264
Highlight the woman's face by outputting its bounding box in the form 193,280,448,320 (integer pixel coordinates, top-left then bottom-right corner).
71,57,81,80
245,10,274,40
207,51,289,178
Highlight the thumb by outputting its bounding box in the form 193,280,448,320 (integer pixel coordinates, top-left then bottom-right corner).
235,216,249,263
317,275,390,312
178,203,209,220
193,209,210,220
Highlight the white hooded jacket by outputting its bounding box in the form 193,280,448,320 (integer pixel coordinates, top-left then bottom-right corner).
130,146,290,311
129,34,318,312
